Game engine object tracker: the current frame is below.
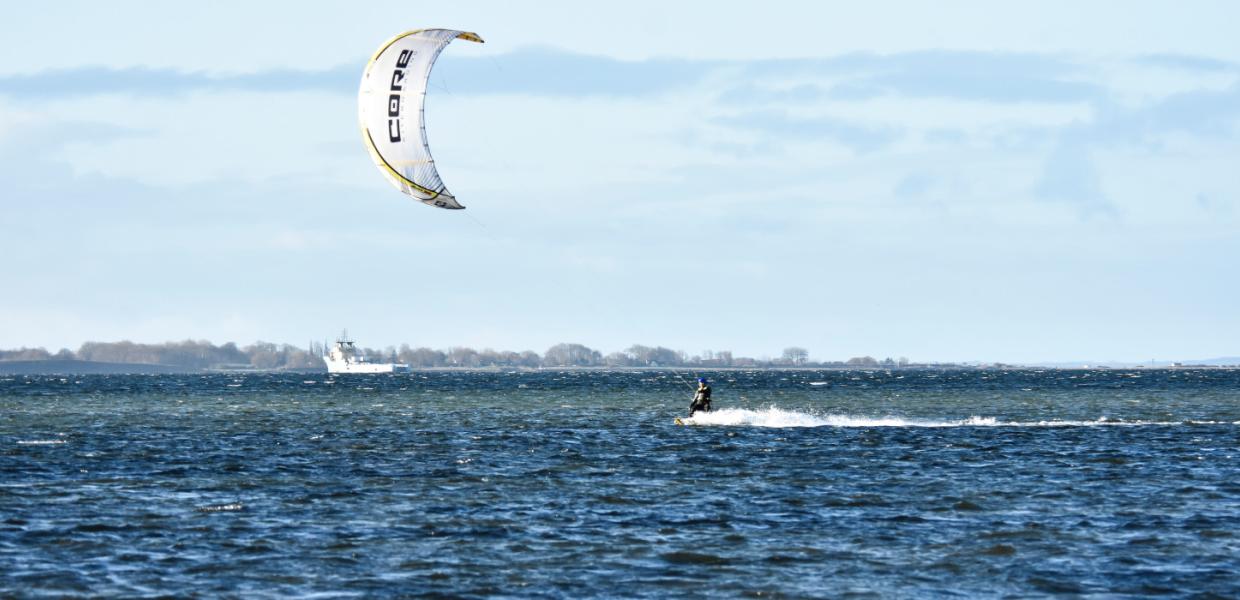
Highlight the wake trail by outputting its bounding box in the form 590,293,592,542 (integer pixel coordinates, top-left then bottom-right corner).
679,407,1237,428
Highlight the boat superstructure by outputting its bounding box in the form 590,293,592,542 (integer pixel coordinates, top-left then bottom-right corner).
324,331,410,374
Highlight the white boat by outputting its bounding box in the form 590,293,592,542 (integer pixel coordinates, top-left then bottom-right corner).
324,332,410,374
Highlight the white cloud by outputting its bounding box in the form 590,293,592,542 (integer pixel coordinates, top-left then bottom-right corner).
39,91,361,187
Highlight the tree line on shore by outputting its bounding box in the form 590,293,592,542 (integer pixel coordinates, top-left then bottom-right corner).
1,340,918,370
0,341,321,370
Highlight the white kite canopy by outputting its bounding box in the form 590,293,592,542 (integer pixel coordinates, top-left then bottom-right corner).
358,29,484,210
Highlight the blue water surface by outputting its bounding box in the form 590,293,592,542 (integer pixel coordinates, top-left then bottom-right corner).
2,369,1238,597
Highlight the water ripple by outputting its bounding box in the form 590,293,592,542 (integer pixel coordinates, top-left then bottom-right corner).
2,370,1239,597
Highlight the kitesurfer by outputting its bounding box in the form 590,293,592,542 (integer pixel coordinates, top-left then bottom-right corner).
688,378,712,417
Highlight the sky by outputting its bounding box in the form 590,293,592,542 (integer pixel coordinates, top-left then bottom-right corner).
2,1,1238,364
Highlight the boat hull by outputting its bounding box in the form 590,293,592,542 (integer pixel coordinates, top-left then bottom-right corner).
326,362,411,374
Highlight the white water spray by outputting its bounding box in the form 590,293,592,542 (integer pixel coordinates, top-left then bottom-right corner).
678,407,1229,428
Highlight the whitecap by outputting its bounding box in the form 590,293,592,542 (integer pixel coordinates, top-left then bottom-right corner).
196,502,244,512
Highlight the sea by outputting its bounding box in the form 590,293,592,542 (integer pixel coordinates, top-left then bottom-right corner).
2,369,1238,598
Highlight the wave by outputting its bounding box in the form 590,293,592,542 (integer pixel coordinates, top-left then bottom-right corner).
679,407,1236,429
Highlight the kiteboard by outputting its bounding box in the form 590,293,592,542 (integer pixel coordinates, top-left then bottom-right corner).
674,417,685,426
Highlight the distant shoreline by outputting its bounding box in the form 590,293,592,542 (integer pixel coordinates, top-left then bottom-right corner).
0,360,189,375
2,360,1237,376
7,341,1237,374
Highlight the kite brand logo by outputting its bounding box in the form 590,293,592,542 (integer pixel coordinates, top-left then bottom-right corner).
388,49,415,142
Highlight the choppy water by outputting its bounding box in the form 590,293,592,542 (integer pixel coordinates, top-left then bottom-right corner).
2,369,1239,598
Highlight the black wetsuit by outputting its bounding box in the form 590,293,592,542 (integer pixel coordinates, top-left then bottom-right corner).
689,384,712,416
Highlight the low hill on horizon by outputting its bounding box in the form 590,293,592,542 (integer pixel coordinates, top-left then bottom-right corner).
0,360,192,375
